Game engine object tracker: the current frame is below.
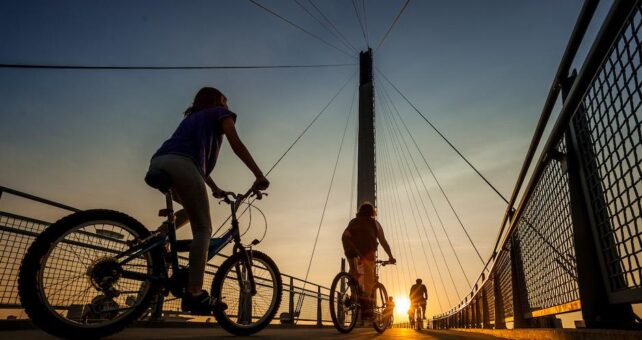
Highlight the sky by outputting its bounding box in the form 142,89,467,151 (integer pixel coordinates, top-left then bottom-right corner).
0,0,614,321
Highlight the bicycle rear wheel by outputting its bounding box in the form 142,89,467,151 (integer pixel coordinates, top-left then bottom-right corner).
416,306,423,330
371,282,388,333
329,272,359,333
19,210,163,339
211,250,282,336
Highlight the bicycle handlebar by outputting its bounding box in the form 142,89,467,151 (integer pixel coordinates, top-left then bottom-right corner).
219,188,267,205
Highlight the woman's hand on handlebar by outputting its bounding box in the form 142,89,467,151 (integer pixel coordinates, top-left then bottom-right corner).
253,174,270,191
212,187,230,199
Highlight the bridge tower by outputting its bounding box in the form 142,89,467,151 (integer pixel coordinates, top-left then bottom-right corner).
357,48,376,208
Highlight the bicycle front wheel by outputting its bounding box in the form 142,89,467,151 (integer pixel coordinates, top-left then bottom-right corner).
211,250,282,336
329,272,359,333
371,282,389,333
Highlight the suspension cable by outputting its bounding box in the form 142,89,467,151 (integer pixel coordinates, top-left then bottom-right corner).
307,0,359,53
379,89,473,288
376,68,510,204
378,146,436,308
0,63,354,70
379,97,463,301
377,112,421,281
378,113,452,307
351,0,368,46
294,0,357,54
294,78,357,319
375,166,405,305
265,73,355,176
247,0,354,58
212,72,355,236
361,0,369,46
377,123,445,311
375,0,411,51
377,130,416,285
379,80,485,265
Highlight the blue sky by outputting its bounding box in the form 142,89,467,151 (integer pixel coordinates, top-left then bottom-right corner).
0,0,611,318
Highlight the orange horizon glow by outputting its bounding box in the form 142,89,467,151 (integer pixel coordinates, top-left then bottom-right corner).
394,296,411,320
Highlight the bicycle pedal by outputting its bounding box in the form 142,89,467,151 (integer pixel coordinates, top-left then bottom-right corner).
214,300,228,312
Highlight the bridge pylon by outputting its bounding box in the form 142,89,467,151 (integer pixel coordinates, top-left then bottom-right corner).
357,48,376,208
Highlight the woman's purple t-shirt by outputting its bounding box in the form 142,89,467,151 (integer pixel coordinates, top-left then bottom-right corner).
153,106,236,177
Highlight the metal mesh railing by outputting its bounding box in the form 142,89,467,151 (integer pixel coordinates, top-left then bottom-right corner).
514,138,580,313
483,277,495,323
495,247,514,319
574,5,642,295
0,208,332,325
433,1,642,329
0,213,48,307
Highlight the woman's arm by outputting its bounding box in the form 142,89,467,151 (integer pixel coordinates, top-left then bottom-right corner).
205,176,226,198
221,117,269,189
376,221,395,262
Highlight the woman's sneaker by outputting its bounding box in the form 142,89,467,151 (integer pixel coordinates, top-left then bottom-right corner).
181,291,213,315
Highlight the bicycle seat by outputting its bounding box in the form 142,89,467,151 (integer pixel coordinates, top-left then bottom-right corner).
145,168,172,193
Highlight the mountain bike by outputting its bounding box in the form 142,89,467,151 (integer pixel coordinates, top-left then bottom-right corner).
19,169,282,338
329,258,394,334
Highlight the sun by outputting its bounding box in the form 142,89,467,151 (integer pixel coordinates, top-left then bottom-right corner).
395,296,411,315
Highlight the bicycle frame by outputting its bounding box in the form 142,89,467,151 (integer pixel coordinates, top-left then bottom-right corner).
114,189,258,295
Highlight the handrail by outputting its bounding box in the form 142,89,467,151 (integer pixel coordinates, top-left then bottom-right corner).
490,0,599,268
0,186,80,212
434,0,600,316
434,0,638,319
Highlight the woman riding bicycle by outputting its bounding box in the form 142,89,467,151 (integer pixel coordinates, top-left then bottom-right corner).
148,87,269,314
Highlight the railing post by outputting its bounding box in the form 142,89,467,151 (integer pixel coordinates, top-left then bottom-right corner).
509,235,530,328
482,288,491,328
492,272,506,329
316,285,322,326
475,294,482,328
563,71,636,328
289,276,295,323
466,305,473,328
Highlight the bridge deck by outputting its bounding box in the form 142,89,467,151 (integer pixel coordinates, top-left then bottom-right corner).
3,328,505,339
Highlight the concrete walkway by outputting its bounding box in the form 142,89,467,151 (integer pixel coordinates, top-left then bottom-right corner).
2,328,506,339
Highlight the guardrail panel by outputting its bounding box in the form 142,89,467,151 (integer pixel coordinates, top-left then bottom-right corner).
0,214,47,307
514,138,580,313
574,5,642,299
0,211,332,324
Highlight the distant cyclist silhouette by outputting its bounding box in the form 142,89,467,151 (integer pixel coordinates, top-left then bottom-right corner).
148,87,269,314
409,278,428,320
341,202,396,318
